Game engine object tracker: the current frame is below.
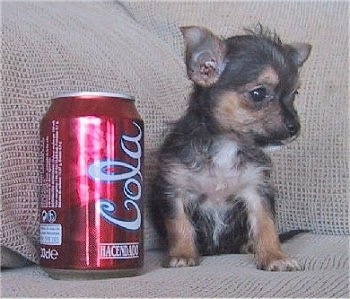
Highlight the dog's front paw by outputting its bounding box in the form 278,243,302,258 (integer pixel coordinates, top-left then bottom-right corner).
258,257,302,271
164,255,200,268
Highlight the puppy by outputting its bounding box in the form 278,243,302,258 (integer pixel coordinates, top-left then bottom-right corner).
150,25,311,271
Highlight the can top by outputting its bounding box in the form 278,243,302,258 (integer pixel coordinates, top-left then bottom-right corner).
53,91,135,101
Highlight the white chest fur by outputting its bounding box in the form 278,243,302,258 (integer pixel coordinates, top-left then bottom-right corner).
168,138,267,205
166,138,269,246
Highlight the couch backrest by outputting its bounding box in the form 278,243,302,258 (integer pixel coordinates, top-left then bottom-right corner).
1,1,348,265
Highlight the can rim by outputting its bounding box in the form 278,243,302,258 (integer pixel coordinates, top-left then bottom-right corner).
53,91,135,101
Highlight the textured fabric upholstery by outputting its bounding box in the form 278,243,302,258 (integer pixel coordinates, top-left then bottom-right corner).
1,1,349,297
2,234,349,297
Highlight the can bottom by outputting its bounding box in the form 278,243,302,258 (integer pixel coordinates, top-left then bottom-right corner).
42,267,141,280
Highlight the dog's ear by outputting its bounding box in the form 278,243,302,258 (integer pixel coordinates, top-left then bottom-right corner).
180,26,227,87
285,43,312,67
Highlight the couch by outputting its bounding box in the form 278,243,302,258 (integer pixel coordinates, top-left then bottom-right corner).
1,1,349,297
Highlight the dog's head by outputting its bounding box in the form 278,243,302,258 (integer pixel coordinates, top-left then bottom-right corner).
181,25,311,147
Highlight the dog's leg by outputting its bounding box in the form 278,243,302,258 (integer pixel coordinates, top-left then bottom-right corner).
163,202,199,268
253,211,301,271
245,191,301,271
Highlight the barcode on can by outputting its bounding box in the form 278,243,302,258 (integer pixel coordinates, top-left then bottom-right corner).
99,243,139,259
40,224,62,245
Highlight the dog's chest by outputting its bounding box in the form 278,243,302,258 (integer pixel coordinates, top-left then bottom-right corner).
175,139,263,204
198,141,241,198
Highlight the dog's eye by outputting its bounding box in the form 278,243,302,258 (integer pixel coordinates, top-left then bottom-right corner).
249,87,268,102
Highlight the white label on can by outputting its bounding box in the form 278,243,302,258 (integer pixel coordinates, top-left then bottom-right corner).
40,224,62,245
99,243,139,259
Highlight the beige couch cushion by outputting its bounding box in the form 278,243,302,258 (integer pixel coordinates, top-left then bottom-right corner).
2,234,349,297
1,1,348,266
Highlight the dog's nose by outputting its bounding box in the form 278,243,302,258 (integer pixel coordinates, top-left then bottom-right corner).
285,122,298,135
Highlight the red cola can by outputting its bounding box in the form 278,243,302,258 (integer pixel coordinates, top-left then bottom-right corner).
39,92,144,279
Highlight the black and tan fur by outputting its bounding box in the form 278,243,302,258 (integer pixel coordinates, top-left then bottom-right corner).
150,25,311,271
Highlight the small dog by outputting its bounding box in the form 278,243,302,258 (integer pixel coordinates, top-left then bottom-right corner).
150,25,311,271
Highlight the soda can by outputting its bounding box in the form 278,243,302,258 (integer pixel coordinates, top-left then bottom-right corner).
39,92,144,279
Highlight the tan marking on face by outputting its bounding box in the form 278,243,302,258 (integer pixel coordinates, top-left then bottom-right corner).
215,91,256,133
215,67,287,135
215,67,281,132
244,66,280,91
215,90,284,135
258,66,280,88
